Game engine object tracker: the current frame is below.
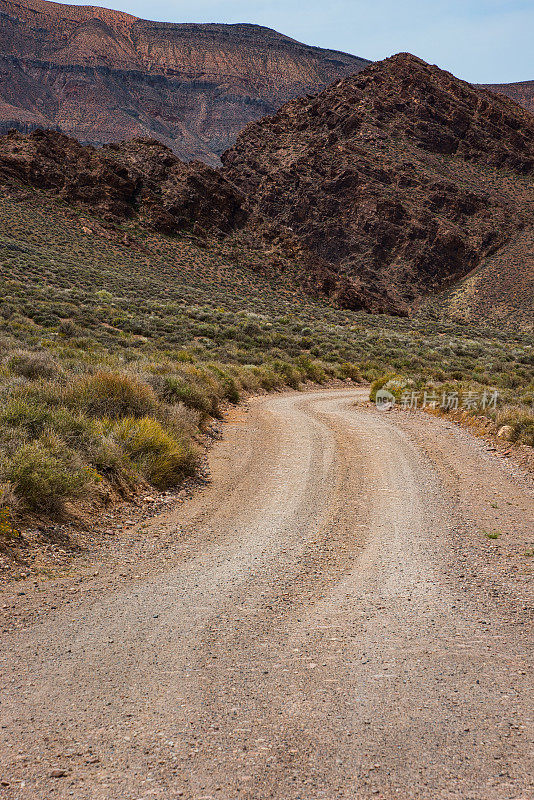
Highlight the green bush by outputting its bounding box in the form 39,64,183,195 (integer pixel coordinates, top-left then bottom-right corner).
157,377,218,416
14,378,65,408
51,411,127,478
369,373,399,402
207,365,241,403
272,361,301,389
339,362,362,382
113,416,198,489
1,397,54,438
152,366,223,417
253,366,284,391
496,406,534,447
222,377,240,404
70,371,158,419
1,436,97,512
295,356,327,384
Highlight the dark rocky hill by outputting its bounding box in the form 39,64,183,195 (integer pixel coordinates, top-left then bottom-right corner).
0,128,247,234
1,54,532,320
222,54,534,313
0,0,370,164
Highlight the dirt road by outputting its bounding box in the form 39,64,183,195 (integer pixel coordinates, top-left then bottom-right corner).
1,389,533,799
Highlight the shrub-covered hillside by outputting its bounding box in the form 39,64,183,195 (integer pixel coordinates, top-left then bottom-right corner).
0,189,532,519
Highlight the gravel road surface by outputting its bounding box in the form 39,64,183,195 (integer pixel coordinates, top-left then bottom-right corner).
1,389,532,799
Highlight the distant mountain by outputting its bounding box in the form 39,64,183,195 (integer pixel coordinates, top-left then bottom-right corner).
481,80,534,114
1,54,532,320
0,0,370,164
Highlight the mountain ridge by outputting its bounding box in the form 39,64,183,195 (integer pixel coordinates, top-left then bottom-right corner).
0,0,370,163
2,0,532,165
480,80,534,115
2,53,532,322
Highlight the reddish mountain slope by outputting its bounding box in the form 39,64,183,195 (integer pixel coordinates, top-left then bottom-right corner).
222,54,534,314
481,80,534,114
421,226,534,331
0,0,369,164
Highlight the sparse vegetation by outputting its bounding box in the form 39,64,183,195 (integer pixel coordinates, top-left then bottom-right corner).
0,189,532,520
368,374,534,448
495,406,534,447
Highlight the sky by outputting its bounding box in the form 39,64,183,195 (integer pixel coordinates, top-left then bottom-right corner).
63,0,533,83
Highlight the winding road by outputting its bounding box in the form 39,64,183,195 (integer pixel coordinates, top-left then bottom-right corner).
1,389,533,799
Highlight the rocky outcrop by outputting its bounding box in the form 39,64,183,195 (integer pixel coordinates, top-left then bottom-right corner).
0,0,370,164
0,128,246,235
222,54,534,313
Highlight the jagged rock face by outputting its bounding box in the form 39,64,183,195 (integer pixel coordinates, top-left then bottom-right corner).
0,129,247,235
0,0,370,165
222,54,534,313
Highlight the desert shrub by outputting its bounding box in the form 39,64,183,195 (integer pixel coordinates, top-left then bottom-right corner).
0,396,126,479
14,378,66,408
113,417,198,489
1,435,97,512
156,376,216,416
206,365,241,403
295,356,327,384
495,406,534,447
238,367,262,392
58,319,77,338
0,396,62,439
230,367,262,393
222,376,240,404
252,366,285,391
70,371,157,419
89,433,127,479
7,351,59,380
172,351,196,363
152,367,222,417
49,410,127,478
272,361,301,389
50,409,103,448
339,362,362,382
161,402,201,440
369,373,400,402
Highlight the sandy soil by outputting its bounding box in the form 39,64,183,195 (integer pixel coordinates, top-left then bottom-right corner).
0,388,532,800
